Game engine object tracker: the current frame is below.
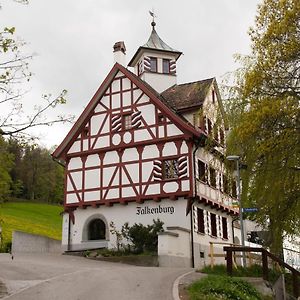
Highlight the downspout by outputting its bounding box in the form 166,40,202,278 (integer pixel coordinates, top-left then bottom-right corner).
68,213,71,251
191,138,202,268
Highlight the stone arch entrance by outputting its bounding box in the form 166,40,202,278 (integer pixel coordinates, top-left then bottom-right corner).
88,219,106,240
82,214,109,242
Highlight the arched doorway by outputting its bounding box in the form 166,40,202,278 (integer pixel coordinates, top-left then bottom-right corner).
88,219,106,240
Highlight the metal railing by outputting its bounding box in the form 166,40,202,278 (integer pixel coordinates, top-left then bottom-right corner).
223,246,300,298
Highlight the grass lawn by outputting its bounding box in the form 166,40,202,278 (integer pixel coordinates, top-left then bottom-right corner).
0,202,63,247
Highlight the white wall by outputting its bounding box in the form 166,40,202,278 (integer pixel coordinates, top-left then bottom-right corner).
63,198,190,251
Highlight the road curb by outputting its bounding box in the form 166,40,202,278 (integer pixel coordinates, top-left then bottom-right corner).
172,270,195,300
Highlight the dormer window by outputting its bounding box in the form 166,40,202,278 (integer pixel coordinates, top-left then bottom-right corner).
123,113,132,130
149,57,157,72
163,59,170,74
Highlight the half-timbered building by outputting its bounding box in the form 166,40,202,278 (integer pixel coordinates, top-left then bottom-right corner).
53,20,241,267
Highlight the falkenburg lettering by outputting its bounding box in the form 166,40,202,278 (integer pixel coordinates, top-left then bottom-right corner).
136,205,175,215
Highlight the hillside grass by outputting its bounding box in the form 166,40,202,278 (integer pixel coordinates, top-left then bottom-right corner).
0,202,63,247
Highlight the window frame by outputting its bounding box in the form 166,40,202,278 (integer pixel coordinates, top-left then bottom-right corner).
209,167,217,188
222,217,228,239
197,208,205,234
149,57,158,73
210,213,217,237
198,160,207,183
162,59,171,74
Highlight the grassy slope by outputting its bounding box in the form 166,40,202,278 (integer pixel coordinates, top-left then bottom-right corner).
0,202,62,244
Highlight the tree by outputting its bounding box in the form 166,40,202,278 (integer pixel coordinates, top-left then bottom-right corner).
226,0,300,253
0,3,73,140
0,136,13,201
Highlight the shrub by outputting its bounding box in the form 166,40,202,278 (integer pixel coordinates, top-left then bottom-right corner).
122,219,164,253
188,275,262,300
110,219,164,254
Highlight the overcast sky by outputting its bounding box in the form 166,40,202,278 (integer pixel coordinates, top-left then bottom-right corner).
1,0,261,149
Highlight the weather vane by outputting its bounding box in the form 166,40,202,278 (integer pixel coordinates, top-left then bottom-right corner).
149,9,157,28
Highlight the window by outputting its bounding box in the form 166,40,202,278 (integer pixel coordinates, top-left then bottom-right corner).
231,180,237,198
149,57,157,72
210,213,217,237
223,174,229,194
197,208,205,234
200,115,206,131
222,217,228,239
212,90,216,103
158,113,164,123
207,118,212,135
209,167,217,188
213,125,219,142
162,59,170,74
163,159,179,179
219,128,225,145
88,219,106,240
123,114,132,130
138,60,143,76
198,160,206,182
83,126,89,138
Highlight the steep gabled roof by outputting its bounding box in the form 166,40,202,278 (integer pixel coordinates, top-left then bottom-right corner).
52,63,204,160
161,78,215,112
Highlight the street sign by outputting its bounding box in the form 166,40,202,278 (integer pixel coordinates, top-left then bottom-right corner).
242,208,259,213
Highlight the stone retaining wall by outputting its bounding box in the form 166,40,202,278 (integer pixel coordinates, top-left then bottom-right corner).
12,231,61,253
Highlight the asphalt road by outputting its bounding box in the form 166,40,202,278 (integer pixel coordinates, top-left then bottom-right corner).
0,253,190,300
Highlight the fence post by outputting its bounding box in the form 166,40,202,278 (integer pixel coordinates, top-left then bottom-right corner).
262,250,269,281
227,249,233,276
292,271,299,298
210,242,214,268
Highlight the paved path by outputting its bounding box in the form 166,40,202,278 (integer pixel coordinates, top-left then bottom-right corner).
0,253,190,300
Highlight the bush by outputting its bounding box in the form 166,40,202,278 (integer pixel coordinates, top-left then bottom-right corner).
0,241,12,253
200,264,294,295
110,219,164,254
122,219,164,253
188,275,263,300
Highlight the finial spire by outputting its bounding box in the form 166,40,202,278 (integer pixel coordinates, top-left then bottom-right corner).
149,10,157,28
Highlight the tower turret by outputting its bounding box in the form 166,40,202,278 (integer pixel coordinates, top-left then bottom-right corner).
128,19,182,93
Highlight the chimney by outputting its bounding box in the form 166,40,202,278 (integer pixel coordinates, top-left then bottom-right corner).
113,41,126,66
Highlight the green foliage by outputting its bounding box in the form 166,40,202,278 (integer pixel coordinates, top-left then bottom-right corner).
200,264,294,295
0,202,62,250
225,0,300,253
122,219,164,253
110,219,164,254
2,138,64,203
188,275,262,300
0,136,14,201
201,264,276,280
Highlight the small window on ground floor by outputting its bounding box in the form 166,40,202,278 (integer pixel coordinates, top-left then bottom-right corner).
222,217,228,239
197,208,205,234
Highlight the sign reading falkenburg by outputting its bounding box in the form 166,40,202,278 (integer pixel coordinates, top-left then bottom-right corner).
136,205,175,215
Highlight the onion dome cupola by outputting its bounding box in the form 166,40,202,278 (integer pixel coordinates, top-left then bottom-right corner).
128,18,182,93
